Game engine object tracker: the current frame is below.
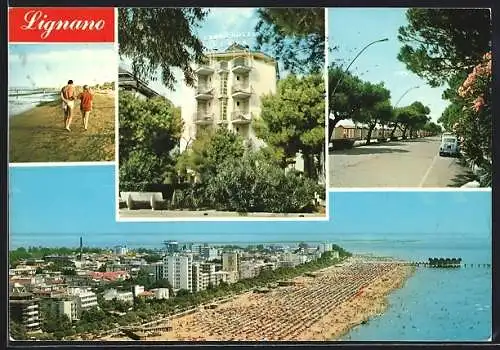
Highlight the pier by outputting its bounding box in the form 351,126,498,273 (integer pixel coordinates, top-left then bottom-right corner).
407,258,491,268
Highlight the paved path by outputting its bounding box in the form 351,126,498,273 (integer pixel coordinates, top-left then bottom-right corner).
329,137,469,188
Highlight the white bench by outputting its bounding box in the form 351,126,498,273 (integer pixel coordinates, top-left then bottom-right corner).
120,192,164,210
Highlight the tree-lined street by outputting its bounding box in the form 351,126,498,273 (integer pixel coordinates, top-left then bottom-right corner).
328,8,491,188
330,137,468,188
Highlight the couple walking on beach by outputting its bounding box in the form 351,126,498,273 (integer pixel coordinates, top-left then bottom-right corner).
61,80,94,132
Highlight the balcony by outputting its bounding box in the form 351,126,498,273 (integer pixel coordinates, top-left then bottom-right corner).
231,83,251,99
232,58,251,74
195,64,214,75
231,111,252,124
216,117,228,125
195,85,214,100
193,112,215,125
216,61,229,73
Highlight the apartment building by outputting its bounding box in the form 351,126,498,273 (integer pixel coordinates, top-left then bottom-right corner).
239,260,259,280
192,263,211,293
54,299,79,322
9,292,41,332
200,246,219,261
318,242,333,254
103,288,134,303
67,287,98,312
222,252,240,273
163,254,193,292
180,43,278,151
143,262,164,282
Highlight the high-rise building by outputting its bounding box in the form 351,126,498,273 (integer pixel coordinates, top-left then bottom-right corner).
163,254,193,292
9,292,41,332
222,252,240,283
114,245,128,256
163,240,179,254
180,43,278,151
54,299,79,322
201,246,219,261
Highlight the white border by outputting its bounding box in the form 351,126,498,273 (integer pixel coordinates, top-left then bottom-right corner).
113,8,331,223
114,7,120,222
324,8,330,216
329,187,492,192
9,162,114,168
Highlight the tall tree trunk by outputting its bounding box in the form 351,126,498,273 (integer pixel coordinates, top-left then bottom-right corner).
390,123,399,138
303,152,317,180
365,123,377,145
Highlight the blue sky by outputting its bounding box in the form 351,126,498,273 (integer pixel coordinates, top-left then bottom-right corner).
9,43,116,89
121,8,260,106
328,8,448,123
9,165,491,248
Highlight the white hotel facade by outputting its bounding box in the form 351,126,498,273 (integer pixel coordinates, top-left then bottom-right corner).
180,43,279,151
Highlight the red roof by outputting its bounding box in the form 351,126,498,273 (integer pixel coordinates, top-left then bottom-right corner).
89,271,129,281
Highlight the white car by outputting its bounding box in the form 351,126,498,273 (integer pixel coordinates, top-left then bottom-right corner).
439,135,459,157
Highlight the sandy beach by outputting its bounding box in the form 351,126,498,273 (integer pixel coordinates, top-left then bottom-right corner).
9,90,115,162
105,258,415,341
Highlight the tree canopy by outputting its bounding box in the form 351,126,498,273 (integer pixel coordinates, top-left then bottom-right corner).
397,8,491,87
255,8,325,74
119,91,183,190
255,73,325,178
118,8,209,89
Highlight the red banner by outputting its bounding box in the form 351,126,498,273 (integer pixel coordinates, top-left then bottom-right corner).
9,7,115,42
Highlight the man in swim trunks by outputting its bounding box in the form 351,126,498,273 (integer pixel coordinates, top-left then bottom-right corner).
61,79,75,131
78,85,94,131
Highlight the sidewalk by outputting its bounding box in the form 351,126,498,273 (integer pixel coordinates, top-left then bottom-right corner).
329,136,405,150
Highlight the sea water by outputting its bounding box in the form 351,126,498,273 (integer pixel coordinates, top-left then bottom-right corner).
9,232,491,341
9,88,58,117
337,237,492,341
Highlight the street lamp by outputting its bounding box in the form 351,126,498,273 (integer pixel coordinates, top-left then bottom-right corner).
394,85,420,108
388,85,420,138
329,38,389,142
330,38,389,97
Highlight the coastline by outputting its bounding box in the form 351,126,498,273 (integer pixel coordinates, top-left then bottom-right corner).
9,90,115,162
104,257,415,341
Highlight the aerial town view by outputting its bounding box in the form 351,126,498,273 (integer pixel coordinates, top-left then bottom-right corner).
117,8,327,218
8,44,116,163
9,240,415,341
328,8,492,188
8,164,492,342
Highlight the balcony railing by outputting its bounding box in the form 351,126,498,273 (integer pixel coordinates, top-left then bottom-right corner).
230,111,252,124
193,112,215,124
195,84,214,100
217,61,229,72
195,63,215,75
231,83,251,98
196,84,214,93
232,58,251,74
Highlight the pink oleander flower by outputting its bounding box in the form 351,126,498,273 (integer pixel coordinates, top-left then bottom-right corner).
473,95,485,112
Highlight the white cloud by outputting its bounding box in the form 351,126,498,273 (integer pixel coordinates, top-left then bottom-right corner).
206,8,256,32
9,47,116,88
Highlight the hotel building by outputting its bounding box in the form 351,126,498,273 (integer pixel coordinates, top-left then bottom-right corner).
180,43,278,151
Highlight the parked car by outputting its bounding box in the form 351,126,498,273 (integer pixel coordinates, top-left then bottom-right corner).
439,135,460,157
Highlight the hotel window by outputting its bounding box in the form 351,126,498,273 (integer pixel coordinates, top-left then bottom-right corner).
220,99,227,120
220,73,228,95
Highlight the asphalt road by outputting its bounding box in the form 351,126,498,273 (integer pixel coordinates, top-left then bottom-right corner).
329,136,470,188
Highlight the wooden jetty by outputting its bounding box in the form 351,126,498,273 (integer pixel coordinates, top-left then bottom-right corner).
406,258,491,268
